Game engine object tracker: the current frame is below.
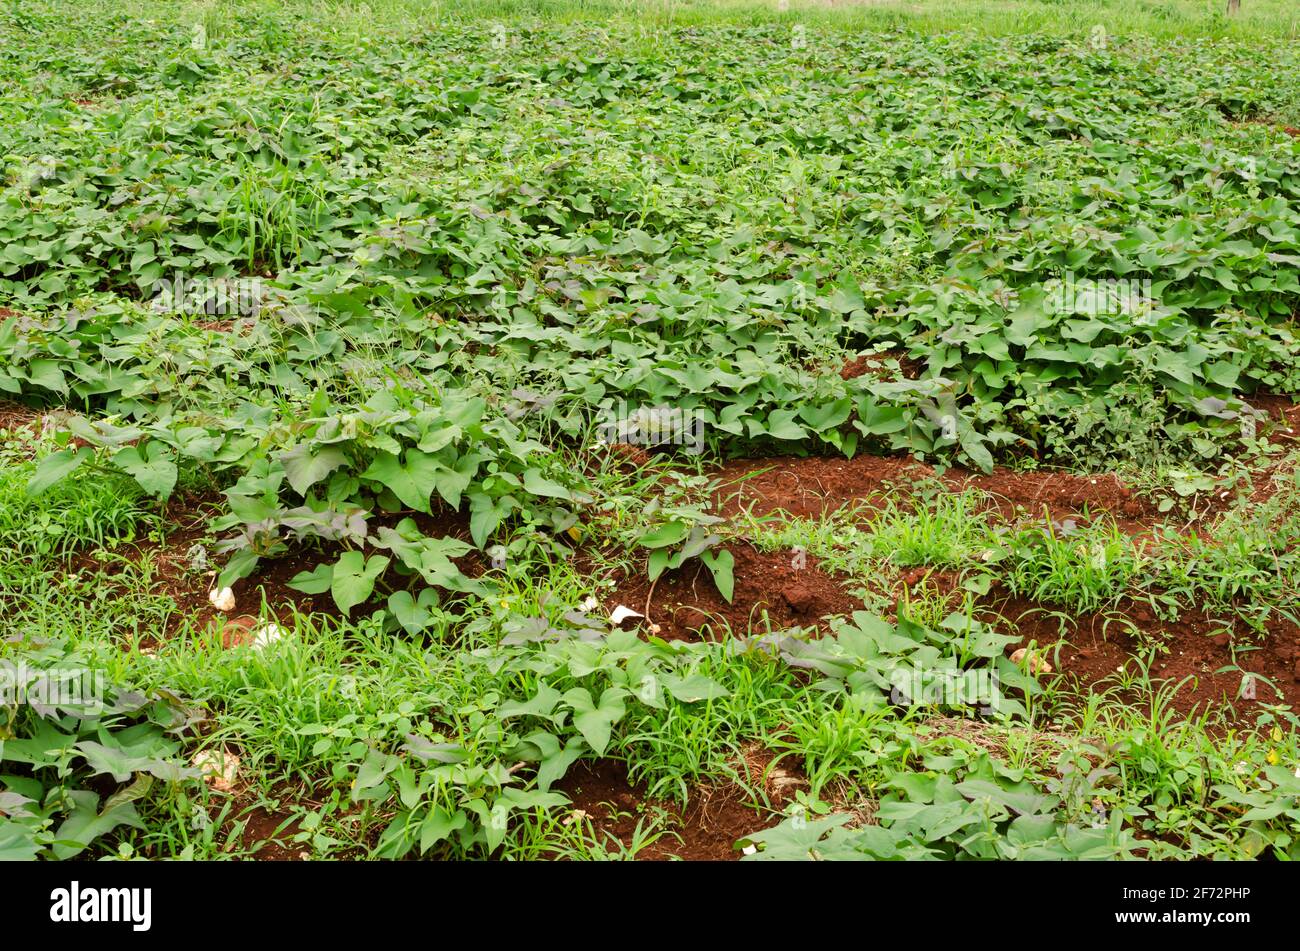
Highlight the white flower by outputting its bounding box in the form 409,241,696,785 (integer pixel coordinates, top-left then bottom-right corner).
1010,648,1053,675
208,586,236,612
609,604,644,625
251,622,285,650
191,749,240,792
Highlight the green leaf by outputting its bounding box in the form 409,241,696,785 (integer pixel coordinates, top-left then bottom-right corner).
468,491,509,548
799,398,852,432
522,468,571,499
25,359,68,394
662,673,730,703
329,551,391,614
74,737,197,784
0,819,41,861
647,547,672,581
288,562,333,595
638,520,690,549
855,400,908,435
702,548,735,602
498,683,564,720
564,686,627,756
387,588,438,634
765,409,806,440
536,737,586,792
280,444,347,495
26,446,93,497
217,548,260,589
373,522,477,592
361,450,439,513
112,441,178,498
954,778,1056,817
50,790,145,860
739,814,858,860
418,806,467,855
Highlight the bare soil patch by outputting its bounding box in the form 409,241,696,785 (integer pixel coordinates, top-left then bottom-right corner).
715,454,1160,533
989,594,1300,719
120,494,338,643
714,454,932,520
607,542,862,641
957,469,1155,532
233,801,309,861
94,496,486,646
1249,393,1300,446
840,349,922,381
553,754,803,860
0,400,46,435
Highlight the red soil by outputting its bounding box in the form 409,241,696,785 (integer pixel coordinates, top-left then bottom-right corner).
714,454,1159,533
992,594,1300,719
232,801,308,861
607,542,863,641
840,350,922,381
714,454,931,521
1250,393,1300,447
553,752,804,860
955,469,1155,531
103,496,483,646
121,494,338,644
715,397,1300,534
0,400,47,435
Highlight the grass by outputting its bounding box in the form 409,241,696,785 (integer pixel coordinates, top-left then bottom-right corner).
116,0,1300,41
0,430,148,579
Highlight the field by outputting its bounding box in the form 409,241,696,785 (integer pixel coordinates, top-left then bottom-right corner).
2,0,1300,862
